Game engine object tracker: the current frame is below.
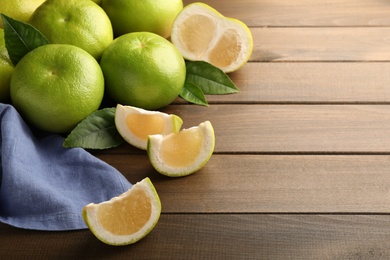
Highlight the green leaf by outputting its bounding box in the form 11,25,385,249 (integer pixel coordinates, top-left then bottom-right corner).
180,82,209,106
63,107,124,149
185,61,239,95
1,13,49,66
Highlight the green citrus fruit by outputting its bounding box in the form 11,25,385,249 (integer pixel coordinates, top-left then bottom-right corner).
90,0,101,5
0,0,46,28
100,32,186,110
0,28,14,103
10,44,104,133
29,0,113,60
101,0,183,38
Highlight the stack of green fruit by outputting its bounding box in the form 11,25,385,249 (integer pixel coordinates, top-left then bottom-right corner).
0,0,251,139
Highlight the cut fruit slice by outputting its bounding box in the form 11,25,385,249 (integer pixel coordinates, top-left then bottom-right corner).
171,2,253,73
82,177,161,246
147,121,215,177
115,104,183,150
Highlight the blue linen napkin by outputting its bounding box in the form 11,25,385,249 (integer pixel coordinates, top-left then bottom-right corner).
0,103,132,231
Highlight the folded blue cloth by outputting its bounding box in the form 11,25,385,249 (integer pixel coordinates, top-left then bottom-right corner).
0,103,132,231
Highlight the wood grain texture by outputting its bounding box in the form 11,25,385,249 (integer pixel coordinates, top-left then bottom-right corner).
251,27,390,61
97,104,390,154
175,62,390,104
4,0,390,258
96,154,390,213
161,105,390,153
2,215,390,259
184,0,390,27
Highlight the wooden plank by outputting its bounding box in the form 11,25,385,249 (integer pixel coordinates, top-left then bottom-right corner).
167,27,390,62
96,154,390,213
2,215,390,259
159,105,390,153
175,62,390,104
184,0,390,27
252,27,390,62
99,104,390,154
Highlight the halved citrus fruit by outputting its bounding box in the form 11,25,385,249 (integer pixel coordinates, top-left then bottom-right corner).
147,121,215,177
171,2,253,73
82,177,161,246
115,104,183,150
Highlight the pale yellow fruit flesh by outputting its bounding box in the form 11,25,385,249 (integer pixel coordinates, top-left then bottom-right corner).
126,113,166,141
97,185,152,236
171,2,253,73
178,14,216,58
160,128,203,167
208,28,242,68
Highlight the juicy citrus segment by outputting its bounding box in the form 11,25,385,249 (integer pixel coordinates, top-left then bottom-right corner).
208,28,242,68
171,2,253,73
126,113,166,140
115,104,183,150
148,121,215,177
82,177,161,246
160,127,203,168
178,14,216,58
97,183,152,235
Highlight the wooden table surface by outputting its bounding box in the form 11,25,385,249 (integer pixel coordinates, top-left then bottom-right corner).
3,0,390,259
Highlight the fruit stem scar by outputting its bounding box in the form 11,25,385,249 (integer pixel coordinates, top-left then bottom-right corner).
61,16,70,22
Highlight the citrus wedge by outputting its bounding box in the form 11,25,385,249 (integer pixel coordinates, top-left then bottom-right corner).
115,104,183,150
147,121,215,177
82,177,161,246
171,2,253,73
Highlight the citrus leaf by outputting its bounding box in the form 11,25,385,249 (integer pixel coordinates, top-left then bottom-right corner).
63,107,124,149
1,13,49,66
185,61,239,95
179,82,208,106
